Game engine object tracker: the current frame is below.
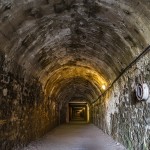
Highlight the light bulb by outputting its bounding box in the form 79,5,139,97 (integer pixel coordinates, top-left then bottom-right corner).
102,85,106,90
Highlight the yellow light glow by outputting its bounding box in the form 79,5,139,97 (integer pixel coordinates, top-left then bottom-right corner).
44,66,108,95
102,85,106,90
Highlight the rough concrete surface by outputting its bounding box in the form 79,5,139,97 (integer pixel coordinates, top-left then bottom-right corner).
92,52,150,150
0,0,150,149
22,123,126,150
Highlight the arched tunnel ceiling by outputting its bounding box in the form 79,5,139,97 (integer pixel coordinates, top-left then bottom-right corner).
0,0,150,103
50,76,101,105
45,67,103,104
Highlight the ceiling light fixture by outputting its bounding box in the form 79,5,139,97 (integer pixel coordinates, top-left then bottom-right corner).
102,85,106,90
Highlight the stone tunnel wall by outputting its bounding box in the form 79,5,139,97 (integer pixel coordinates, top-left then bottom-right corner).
92,52,150,150
0,51,59,150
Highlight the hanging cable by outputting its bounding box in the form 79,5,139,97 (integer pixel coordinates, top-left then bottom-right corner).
92,45,150,104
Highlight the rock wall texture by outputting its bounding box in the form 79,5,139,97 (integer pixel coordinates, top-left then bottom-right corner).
0,51,59,150
92,51,150,150
0,0,150,150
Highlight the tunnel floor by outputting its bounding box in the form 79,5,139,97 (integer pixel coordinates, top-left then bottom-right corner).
22,122,126,150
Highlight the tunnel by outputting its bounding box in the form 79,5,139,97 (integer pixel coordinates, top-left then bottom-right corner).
0,0,150,150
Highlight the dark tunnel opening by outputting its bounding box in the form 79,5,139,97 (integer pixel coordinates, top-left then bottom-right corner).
68,102,89,122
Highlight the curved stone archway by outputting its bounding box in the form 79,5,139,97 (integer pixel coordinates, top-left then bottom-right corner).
0,0,150,150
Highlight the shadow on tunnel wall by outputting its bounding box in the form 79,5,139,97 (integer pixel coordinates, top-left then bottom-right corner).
0,52,59,150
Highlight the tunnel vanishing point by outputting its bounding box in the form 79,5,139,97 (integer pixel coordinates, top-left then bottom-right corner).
0,0,150,150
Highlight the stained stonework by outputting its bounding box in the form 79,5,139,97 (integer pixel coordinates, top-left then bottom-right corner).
92,52,150,150
0,0,150,150
0,52,59,150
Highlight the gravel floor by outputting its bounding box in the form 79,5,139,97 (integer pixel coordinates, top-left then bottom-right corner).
22,122,126,150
